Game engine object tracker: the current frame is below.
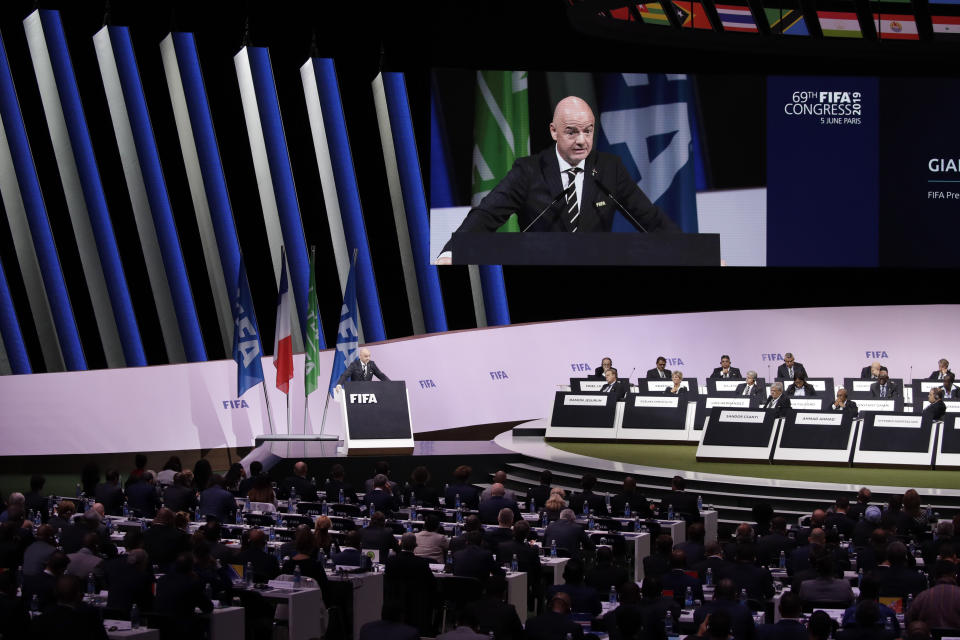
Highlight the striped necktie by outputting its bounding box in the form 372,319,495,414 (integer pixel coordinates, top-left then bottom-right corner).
564,167,583,231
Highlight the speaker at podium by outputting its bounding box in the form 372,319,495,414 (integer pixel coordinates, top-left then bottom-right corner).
337,381,414,456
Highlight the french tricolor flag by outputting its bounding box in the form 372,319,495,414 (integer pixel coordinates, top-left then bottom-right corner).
273,246,293,394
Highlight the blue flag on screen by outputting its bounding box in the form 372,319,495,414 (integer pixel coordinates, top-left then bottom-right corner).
327,257,360,398
232,256,264,397
596,73,706,233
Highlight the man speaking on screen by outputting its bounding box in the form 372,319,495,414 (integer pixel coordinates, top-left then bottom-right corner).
437,96,678,264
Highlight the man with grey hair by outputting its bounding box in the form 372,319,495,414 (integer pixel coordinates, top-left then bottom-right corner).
480,471,516,502
335,347,390,389
777,353,808,380
735,371,764,406
0,492,26,524
764,382,791,417
478,483,521,525
544,508,593,559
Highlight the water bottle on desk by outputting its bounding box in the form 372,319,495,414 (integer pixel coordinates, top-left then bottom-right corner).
664,613,675,638
455,493,461,509
204,582,213,602
322,500,329,516
269,526,276,542
30,594,39,616
194,506,201,522
697,495,703,512
685,586,693,607
339,488,344,504
634,516,641,532
624,502,631,518
457,509,463,524
246,561,254,587
706,567,713,586
605,494,612,514
87,572,95,596
293,564,302,589
583,503,590,519
530,497,536,513
411,503,418,522
779,551,786,570
445,553,454,573
236,510,243,526
245,496,251,512
667,504,674,521
588,516,594,531
289,488,297,513
406,520,413,533
511,554,518,572
609,585,617,605
857,568,863,588
550,540,557,558
541,512,548,528
122,501,129,518
130,603,140,629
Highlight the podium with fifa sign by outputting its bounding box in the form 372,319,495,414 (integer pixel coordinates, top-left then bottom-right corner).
337,381,414,455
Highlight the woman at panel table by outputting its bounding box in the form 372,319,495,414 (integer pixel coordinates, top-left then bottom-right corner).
662,371,687,398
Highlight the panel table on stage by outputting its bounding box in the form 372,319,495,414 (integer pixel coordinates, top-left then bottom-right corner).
853,412,940,466
569,376,604,393
697,408,782,461
619,393,695,442
768,378,835,402
773,410,860,464
691,378,762,440
547,391,620,439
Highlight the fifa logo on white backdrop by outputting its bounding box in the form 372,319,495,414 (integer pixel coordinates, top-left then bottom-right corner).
865,350,889,358
349,394,378,404
222,400,250,409
761,354,784,361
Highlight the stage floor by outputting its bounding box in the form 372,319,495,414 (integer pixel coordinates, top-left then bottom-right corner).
493,429,960,495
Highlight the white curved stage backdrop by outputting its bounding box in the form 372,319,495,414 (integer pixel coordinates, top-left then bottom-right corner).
1,304,953,455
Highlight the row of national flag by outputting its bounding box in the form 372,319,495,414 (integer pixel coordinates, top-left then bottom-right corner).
230,244,361,432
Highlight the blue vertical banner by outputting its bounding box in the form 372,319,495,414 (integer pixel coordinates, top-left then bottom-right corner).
766,77,878,266
328,257,359,397
232,256,264,397
0,257,31,374
596,73,703,233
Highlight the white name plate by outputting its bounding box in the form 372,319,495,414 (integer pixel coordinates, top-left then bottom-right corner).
648,380,689,391
719,410,765,424
851,380,874,392
634,396,679,408
789,398,822,410
794,413,843,426
856,399,895,412
920,381,943,392
921,401,960,412
714,380,742,392
579,381,605,391
706,397,751,409
564,395,608,406
874,415,922,428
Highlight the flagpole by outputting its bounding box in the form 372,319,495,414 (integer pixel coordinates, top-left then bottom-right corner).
260,381,275,435
321,248,358,439
304,245,316,435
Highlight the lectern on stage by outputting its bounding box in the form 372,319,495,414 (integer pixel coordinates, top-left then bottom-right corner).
337,381,414,456
450,232,721,265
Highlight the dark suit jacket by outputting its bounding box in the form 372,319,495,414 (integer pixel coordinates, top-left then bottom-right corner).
661,568,705,603
324,479,359,505
718,561,775,599
366,488,398,515
764,395,792,417
832,400,859,415
453,545,503,582
336,359,390,386
786,383,817,397
199,485,236,522
647,367,672,380
693,555,734,583
22,571,58,610
870,381,900,398
125,481,160,518
543,520,593,559
611,491,651,517
710,366,743,379
662,386,688,400
384,551,436,599
238,546,281,581
102,555,155,612
445,483,481,510
478,496,522,525
757,620,808,640
547,582,602,616
735,382,765,406
527,485,552,510
331,547,372,570
496,539,542,576
873,565,928,598
600,379,629,401
523,610,584,640
693,600,756,640
93,482,124,516
929,369,952,380
465,596,525,640
484,526,514,550
444,147,678,250
142,524,190,569
155,572,213,616
162,484,196,513
280,475,318,502
24,491,48,522
360,525,399,558
924,399,947,421
777,363,808,380
404,483,441,507
30,602,108,640
568,490,608,517
586,562,630,593
860,366,878,379
756,532,795,567
675,540,706,565
666,490,699,520
358,619,420,640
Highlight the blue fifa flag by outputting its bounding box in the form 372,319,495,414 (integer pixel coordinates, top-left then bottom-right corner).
232,256,264,397
327,257,360,398
596,73,706,233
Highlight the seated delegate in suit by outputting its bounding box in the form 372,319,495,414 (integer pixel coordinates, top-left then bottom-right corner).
734,370,764,406
600,368,629,401
663,371,688,398
777,353,808,380
436,96,678,263
763,382,792,417
710,354,742,380
832,388,858,415
595,357,613,378
928,358,951,380
860,361,882,380
334,347,389,390
941,373,960,399
869,370,899,399
647,356,672,380
786,375,816,397
923,387,947,422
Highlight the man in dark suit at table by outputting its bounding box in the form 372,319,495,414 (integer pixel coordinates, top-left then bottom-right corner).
361,512,400,560
142,509,189,571
30,574,109,640
860,361,882,380
647,356,672,380
125,470,160,519
445,465,481,510
832,388,858,416
568,473,608,517
928,358,952,380
453,530,503,582
941,373,960,399
718,544,774,600
694,542,734,584
777,353,808,381
524,592,584,640
366,474,398,515
710,355,742,380
93,470,124,517
764,382,792,417
526,470,553,511
870,369,899,399
436,96,679,264
332,530,372,570
735,371,765,407
611,476,652,517
756,517,795,568
495,520,541,576
544,509,594,560
335,347,390,389
666,475,699,521
599,368,629,401
661,549,704,604
595,357,613,378
692,579,756,640
198,474,236,523
924,387,947,422
280,461,318,502
478,486,521,526
756,592,808,640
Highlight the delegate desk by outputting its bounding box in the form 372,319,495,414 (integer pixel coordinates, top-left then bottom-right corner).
547,391,619,439
570,377,604,393
912,379,960,413
697,408,782,461
936,414,960,468
707,377,763,396
853,412,939,467
619,394,695,442
769,378,834,401
773,410,860,464
329,571,384,640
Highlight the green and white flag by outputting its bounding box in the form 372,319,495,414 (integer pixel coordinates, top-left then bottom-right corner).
472,70,530,232
304,246,320,396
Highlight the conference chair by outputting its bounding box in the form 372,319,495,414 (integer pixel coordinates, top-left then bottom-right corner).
436,575,484,632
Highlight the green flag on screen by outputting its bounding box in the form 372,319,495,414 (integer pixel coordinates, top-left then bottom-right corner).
304,246,319,396
472,70,529,232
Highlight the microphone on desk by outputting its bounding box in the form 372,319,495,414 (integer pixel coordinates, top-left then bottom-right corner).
592,169,648,233
522,189,568,232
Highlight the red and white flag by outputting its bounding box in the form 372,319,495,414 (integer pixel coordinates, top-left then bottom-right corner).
273,246,293,394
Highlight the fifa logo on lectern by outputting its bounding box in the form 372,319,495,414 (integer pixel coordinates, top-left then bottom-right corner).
349,394,378,404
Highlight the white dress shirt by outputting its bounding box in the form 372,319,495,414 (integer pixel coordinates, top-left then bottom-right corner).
556,146,585,208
